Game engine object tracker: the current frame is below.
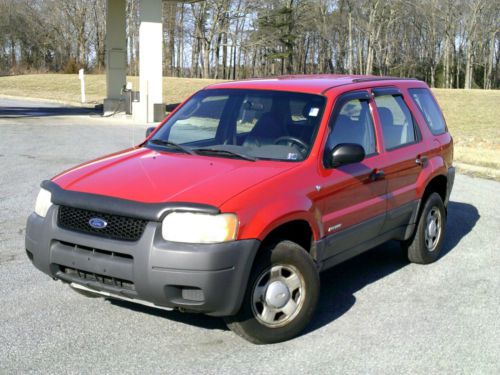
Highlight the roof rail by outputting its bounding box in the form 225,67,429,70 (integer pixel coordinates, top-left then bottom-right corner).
321,76,420,94
351,77,418,83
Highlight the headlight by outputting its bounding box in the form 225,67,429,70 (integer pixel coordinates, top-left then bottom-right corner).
34,188,53,217
162,212,238,243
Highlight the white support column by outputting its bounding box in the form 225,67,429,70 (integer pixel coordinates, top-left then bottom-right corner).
104,0,127,114
134,0,163,123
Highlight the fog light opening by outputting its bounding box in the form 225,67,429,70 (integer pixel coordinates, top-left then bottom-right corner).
181,287,205,302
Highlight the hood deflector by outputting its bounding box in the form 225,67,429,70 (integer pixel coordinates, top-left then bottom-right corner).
41,180,220,222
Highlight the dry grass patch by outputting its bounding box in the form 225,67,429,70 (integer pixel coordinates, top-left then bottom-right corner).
433,89,500,176
0,74,220,105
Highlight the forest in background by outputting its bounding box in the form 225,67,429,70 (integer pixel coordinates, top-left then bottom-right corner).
0,0,499,89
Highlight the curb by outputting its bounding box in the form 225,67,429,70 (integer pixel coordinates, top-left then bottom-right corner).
455,161,500,181
0,94,98,108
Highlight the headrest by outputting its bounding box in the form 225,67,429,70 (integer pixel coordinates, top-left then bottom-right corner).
378,107,394,126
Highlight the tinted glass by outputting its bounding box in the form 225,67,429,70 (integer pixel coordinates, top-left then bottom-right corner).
375,95,416,149
149,89,326,162
235,94,272,135
409,88,446,135
168,95,228,144
327,98,376,155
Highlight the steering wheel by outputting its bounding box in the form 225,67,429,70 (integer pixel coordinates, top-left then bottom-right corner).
274,136,309,154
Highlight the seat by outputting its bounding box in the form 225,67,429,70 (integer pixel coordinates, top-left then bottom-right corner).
298,103,317,143
243,112,286,147
378,107,402,149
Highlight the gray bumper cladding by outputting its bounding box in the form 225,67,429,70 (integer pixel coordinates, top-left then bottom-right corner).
25,206,260,317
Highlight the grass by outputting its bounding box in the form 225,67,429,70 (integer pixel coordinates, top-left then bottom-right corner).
1,74,499,178
0,73,220,106
433,89,500,174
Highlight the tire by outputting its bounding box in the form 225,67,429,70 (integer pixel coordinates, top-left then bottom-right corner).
225,240,320,344
402,192,446,264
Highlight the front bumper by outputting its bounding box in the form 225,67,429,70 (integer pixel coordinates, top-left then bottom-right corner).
25,206,259,316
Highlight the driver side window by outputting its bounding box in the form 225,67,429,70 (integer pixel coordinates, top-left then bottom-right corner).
327,98,377,156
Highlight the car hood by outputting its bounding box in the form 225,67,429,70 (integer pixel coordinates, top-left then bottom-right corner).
52,147,297,207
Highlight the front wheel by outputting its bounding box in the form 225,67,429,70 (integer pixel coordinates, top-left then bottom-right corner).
225,240,320,344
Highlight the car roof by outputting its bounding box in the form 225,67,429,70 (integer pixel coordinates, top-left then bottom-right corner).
205,74,422,95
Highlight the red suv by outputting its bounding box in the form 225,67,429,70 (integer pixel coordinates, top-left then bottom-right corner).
26,75,454,344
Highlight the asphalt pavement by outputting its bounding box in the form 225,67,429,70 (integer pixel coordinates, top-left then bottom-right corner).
0,98,499,374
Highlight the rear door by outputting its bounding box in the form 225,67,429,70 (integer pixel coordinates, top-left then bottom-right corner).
318,91,387,261
371,87,427,234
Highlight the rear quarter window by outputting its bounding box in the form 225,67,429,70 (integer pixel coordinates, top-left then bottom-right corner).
409,88,447,135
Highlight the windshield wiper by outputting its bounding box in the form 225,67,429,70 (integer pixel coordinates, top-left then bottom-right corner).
149,139,196,155
194,148,257,162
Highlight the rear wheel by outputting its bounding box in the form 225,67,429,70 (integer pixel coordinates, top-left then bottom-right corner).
225,240,320,344
402,192,446,264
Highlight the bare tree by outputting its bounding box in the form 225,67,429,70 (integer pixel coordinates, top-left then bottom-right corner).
1,0,499,89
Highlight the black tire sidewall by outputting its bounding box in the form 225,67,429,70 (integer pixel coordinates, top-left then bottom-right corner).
412,193,447,263
227,240,320,344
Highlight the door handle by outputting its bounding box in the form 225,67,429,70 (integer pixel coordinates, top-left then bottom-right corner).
416,155,428,166
370,169,385,181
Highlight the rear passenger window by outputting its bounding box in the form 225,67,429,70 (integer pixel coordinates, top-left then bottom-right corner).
374,95,416,150
327,98,376,156
409,88,446,135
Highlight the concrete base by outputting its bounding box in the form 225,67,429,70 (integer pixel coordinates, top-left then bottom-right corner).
103,99,125,116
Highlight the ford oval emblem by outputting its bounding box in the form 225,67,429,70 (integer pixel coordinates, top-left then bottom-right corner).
89,217,107,229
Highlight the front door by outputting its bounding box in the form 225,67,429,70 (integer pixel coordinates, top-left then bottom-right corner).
318,91,387,261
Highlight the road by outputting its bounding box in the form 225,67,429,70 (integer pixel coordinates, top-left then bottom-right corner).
0,99,499,374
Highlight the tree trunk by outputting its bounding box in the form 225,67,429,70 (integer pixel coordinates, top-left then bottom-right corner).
464,38,473,89
365,0,380,76
177,4,185,77
303,35,309,74
347,7,353,74
485,31,496,89
357,35,364,74
202,39,210,78
164,2,177,76
10,39,16,69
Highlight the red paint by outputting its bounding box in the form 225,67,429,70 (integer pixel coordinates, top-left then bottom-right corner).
51,75,453,242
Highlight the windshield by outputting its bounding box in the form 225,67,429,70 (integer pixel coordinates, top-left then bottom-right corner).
147,89,326,162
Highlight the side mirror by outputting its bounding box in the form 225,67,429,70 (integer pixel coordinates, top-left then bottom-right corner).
330,143,365,167
145,127,156,138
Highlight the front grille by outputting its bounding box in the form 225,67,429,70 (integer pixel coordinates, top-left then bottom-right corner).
58,206,148,241
59,265,136,292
